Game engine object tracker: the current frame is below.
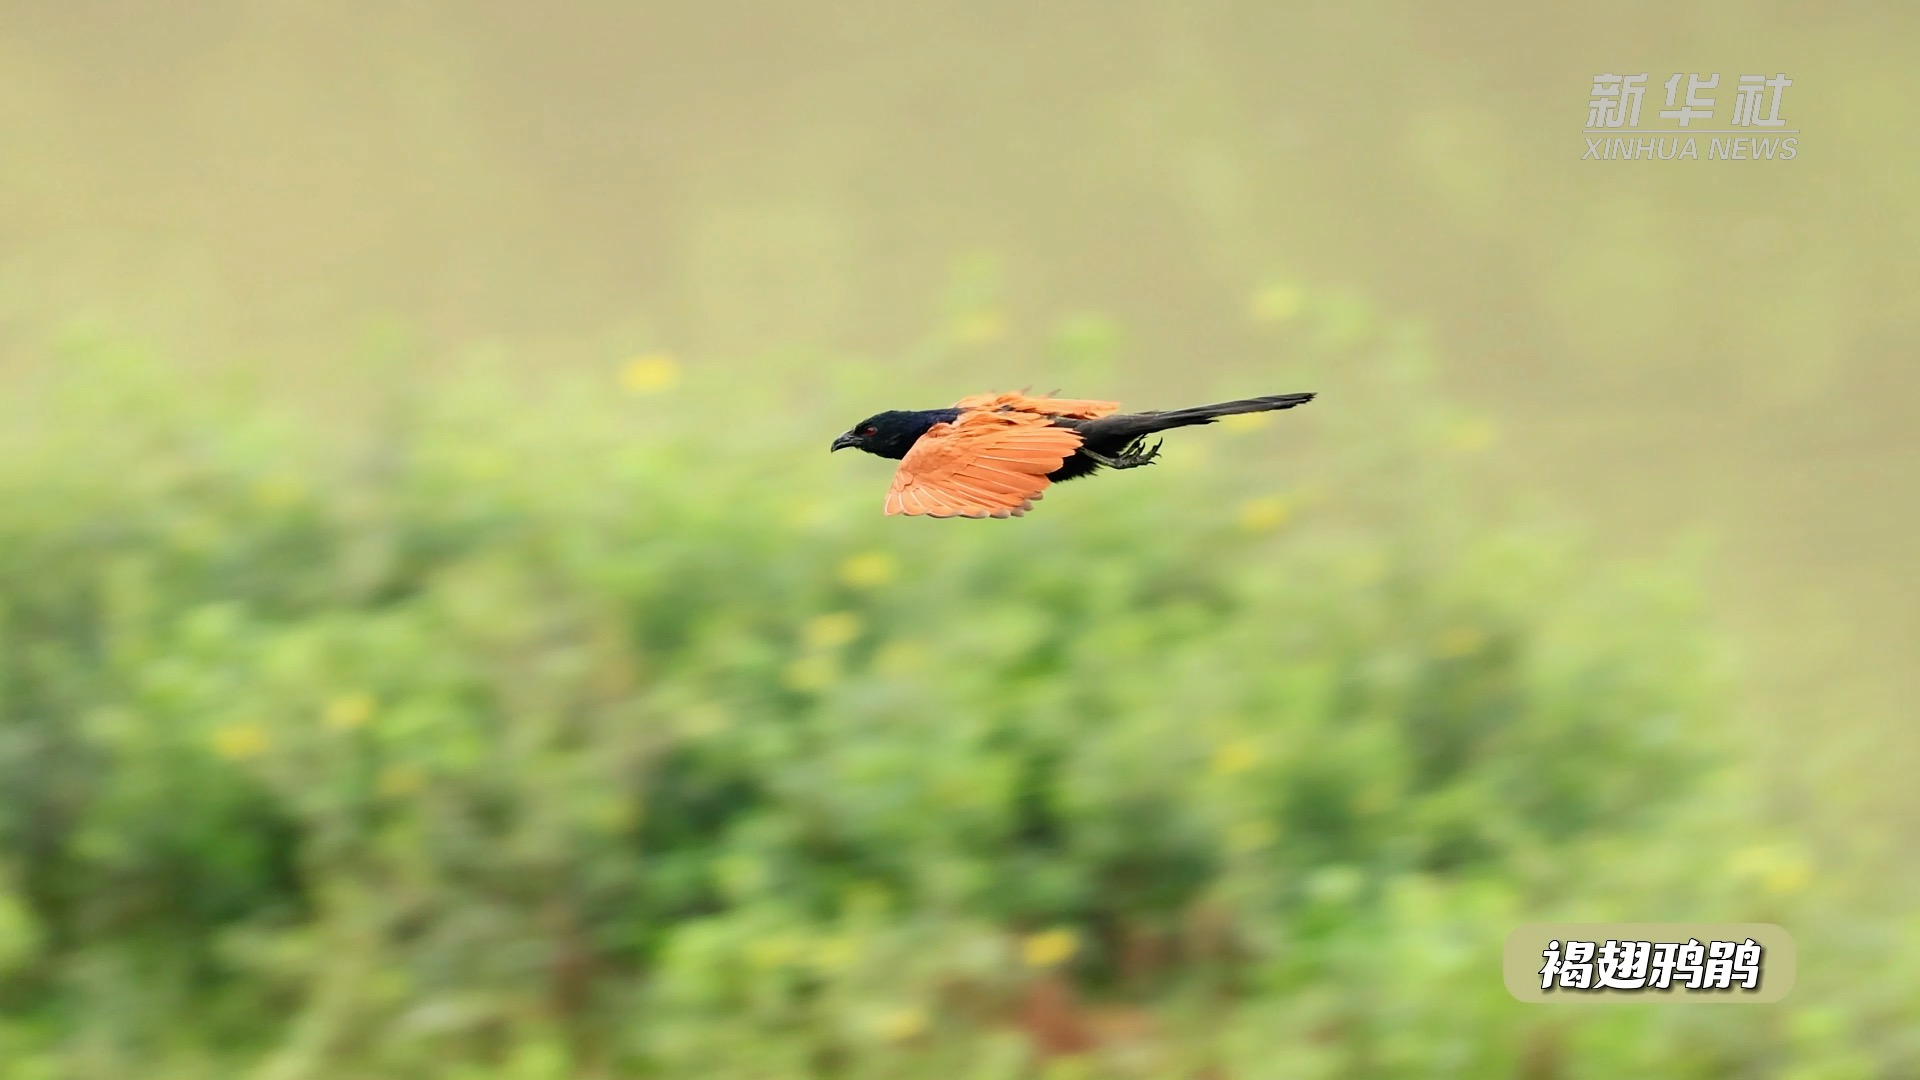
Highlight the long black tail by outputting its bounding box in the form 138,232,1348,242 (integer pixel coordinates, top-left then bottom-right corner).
1080,392,1315,441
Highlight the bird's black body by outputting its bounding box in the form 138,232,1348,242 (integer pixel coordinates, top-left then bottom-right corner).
832,393,1315,481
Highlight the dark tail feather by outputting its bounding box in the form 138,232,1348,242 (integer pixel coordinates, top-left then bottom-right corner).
1085,392,1314,440
1147,392,1315,428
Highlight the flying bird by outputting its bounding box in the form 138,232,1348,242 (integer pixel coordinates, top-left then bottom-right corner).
830,389,1315,518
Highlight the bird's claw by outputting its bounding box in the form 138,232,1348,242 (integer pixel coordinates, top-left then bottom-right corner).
1079,437,1164,471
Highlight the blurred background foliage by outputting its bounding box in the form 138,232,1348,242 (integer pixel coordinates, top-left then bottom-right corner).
1,2,1917,1077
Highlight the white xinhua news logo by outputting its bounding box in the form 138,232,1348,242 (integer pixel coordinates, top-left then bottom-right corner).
1583,73,1798,161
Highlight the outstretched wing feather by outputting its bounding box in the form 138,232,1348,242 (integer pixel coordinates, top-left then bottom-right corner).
886,412,1083,518
952,390,1122,419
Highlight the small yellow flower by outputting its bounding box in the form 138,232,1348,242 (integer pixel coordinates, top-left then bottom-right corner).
748,934,802,970
211,723,268,761
803,612,863,650
681,704,732,738
1238,495,1291,533
1768,859,1811,896
1729,844,1810,897
253,476,305,509
378,764,425,797
813,934,861,974
1219,411,1274,433
838,551,898,589
619,354,681,394
782,654,840,692
323,693,376,731
952,310,1006,345
1040,1057,1093,1080
1209,740,1261,777
875,640,930,675
1726,846,1765,877
1434,625,1486,658
1021,927,1079,969
1249,283,1304,325
876,1005,928,1042
1227,820,1277,854
1444,418,1496,454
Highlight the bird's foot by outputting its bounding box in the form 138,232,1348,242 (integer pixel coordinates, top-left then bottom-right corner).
1080,438,1164,470
1126,437,1164,467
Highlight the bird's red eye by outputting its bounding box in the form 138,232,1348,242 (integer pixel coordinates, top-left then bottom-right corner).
861,425,877,436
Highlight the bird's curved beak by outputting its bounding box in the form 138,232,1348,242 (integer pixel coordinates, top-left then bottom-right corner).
830,432,858,452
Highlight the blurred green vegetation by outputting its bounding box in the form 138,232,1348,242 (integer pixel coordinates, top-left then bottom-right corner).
0,299,1908,1079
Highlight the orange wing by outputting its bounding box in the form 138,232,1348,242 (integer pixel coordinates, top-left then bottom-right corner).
886,410,1084,518
952,390,1122,420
